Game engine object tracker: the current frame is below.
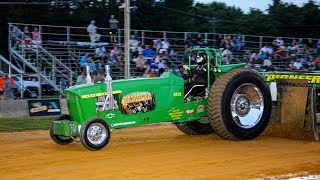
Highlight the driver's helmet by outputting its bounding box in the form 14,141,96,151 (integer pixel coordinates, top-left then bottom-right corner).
196,54,206,64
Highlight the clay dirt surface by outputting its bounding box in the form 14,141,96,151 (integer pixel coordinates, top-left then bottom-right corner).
0,123,320,179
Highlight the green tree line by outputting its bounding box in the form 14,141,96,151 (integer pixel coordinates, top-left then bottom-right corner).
1,0,320,57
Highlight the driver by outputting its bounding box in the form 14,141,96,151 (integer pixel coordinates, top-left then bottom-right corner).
183,54,208,97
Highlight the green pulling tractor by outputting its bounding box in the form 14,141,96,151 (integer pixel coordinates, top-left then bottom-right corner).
50,48,273,150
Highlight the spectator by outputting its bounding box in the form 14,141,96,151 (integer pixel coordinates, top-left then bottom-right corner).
249,51,259,63
10,25,22,48
287,40,299,53
306,39,314,50
299,54,310,69
185,34,194,47
184,45,192,63
149,70,157,77
291,58,304,70
87,20,101,47
95,45,106,62
148,56,157,71
275,37,284,46
297,38,304,48
22,27,32,47
132,47,140,60
262,57,274,71
76,72,87,85
142,45,155,59
275,46,288,59
92,56,103,72
133,31,140,41
2,74,15,100
129,35,139,52
110,44,120,61
159,39,170,55
260,44,274,55
115,54,123,64
227,35,233,47
59,78,68,90
194,34,204,48
109,15,119,43
316,39,320,53
234,36,243,51
11,25,22,40
0,72,4,95
313,55,320,70
31,27,41,44
259,44,273,61
142,69,151,78
22,27,30,40
222,45,233,64
271,40,278,53
93,72,105,83
144,63,151,73
157,58,166,76
80,53,95,73
135,53,146,72
153,38,161,53
216,35,224,49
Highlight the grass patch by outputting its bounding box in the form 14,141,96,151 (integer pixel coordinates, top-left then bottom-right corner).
0,116,55,132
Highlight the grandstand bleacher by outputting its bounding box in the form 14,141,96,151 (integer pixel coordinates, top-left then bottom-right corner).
2,22,320,98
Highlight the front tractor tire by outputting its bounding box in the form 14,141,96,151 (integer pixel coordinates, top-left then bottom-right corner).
174,117,214,135
208,68,271,140
80,117,111,151
50,114,74,145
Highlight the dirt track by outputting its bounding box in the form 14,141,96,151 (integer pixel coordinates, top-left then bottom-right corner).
0,123,320,179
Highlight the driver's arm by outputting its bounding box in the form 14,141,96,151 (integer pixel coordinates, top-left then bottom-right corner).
181,65,193,80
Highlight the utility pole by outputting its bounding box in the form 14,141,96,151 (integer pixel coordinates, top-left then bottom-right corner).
124,0,130,79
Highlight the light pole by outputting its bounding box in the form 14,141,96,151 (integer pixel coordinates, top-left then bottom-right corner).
123,0,130,79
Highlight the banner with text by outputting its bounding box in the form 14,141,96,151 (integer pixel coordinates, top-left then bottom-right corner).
28,99,61,116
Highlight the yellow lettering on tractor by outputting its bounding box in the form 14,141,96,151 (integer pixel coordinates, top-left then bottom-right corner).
265,73,320,84
266,75,276,81
289,75,299,79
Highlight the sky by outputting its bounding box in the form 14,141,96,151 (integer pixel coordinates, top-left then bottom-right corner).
196,0,312,13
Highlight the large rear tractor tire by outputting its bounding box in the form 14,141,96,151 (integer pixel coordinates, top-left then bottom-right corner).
174,117,214,135
50,114,74,145
208,68,271,140
80,117,111,151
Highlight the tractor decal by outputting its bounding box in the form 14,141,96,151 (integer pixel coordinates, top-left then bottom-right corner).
81,90,122,99
121,92,155,114
168,107,183,120
197,105,204,113
173,92,182,96
262,73,320,85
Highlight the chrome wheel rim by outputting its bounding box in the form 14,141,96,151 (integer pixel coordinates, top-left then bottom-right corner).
230,83,264,129
87,123,107,145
